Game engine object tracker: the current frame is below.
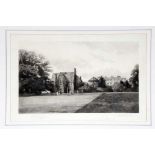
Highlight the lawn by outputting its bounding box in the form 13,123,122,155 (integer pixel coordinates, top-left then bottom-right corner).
19,93,101,113
76,92,139,113
19,92,139,113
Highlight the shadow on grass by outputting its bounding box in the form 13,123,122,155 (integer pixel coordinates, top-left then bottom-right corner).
76,92,139,113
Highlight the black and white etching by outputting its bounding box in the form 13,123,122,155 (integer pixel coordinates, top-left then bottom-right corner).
19,38,139,113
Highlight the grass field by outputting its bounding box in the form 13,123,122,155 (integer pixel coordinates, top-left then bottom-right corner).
76,92,139,113
19,92,139,113
19,93,101,113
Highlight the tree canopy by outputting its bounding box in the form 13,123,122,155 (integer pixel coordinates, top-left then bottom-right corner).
112,65,139,92
19,49,53,95
129,64,139,91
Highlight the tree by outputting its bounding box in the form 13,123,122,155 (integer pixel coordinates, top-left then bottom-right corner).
98,76,106,88
112,80,132,92
113,81,124,92
19,49,52,95
129,64,139,91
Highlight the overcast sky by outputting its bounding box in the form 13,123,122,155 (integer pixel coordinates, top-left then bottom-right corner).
19,40,139,81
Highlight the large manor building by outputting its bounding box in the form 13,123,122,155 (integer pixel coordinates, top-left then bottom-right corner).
104,76,126,86
88,76,126,88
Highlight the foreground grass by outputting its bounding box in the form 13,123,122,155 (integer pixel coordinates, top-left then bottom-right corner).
76,92,139,113
19,93,101,113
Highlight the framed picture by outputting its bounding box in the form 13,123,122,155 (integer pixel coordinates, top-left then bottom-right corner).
5,27,151,125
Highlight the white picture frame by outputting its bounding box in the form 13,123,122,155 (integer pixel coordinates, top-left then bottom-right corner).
0,27,152,126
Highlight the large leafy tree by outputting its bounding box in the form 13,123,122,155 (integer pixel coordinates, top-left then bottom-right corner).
19,49,53,95
129,64,139,92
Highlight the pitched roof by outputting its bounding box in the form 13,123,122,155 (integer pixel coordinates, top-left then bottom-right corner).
63,72,74,82
52,72,74,83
